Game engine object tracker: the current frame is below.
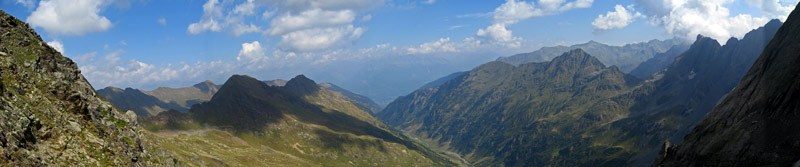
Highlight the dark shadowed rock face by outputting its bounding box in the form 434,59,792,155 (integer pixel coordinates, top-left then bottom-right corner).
0,9,171,166
191,75,287,130
605,19,780,165
170,74,458,166
378,19,780,166
281,74,321,96
628,44,690,79
655,3,800,167
97,87,186,117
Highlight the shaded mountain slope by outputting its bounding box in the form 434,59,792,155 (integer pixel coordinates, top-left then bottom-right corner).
655,3,800,166
378,21,779,166
262,76,382,114
319,82,382,114
264,79,287,87
97,81,220,117
496,39,685,72
97,87,185,117
380,49,641,166
0,9,170,166
418,71,468,90
142,80,219,108
143,74,459,166
628,44,690,78
596,19,781,166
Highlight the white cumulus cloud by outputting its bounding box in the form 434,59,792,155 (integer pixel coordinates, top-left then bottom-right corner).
268,9,356,35
186,0,380,51
744,0,797,20
27,0,113,35
238,41,268,64
407,38,457,54
187,0,224,34
492,0,540,25
233,0,257,16
232,23,262,36
477,24,521,48
592,4,644,31
47,40,64,54
478,0,592,47
279,25,365,51
635,0,777,41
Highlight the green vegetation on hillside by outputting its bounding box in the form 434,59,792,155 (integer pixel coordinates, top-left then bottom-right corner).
656,3,800,166
97,80,220,117
142,74,461,166
381,22,780,166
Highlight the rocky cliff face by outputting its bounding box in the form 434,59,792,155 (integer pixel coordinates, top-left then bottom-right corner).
0,10,170,166
378,20,779,166
380,49,641,166
654,3,800,167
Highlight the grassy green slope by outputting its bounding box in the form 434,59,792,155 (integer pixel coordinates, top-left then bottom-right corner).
381,49,641,166
142,75,459,166
379,20,779,167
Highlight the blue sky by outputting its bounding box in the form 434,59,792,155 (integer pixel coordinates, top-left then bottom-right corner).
1,0,797,103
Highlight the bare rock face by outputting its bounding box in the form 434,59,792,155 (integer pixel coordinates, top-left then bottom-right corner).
654,3,800,167
0,9,171,166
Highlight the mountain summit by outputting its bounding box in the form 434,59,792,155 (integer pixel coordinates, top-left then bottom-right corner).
655,4,800,166
380,49,638,166
97,80,220,116
142,74,459,166
282,74,321,96
379,18,781,165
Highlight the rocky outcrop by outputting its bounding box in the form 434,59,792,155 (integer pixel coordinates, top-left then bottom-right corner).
0,9,171,166
380,49,641,166
654,3,800,166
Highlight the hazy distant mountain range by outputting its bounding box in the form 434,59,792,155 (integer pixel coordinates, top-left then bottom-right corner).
378,20,781,166
339,38,687,107
99,78,382,116
496,38,688,73
97,81,219,117
627,44,690,78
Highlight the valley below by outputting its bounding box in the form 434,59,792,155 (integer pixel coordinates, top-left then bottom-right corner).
3,1,800,166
